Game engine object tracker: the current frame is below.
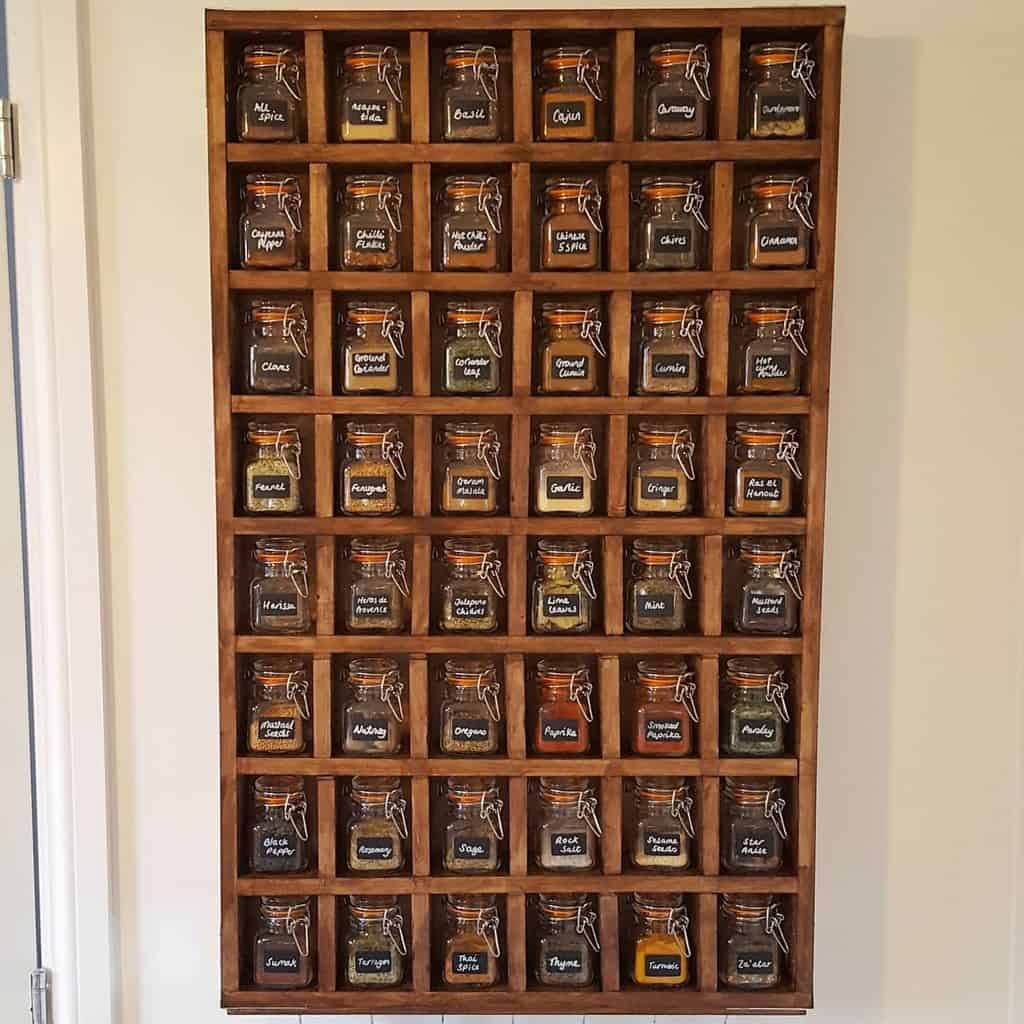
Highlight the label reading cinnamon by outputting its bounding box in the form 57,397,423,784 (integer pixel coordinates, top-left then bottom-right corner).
757,226,801,252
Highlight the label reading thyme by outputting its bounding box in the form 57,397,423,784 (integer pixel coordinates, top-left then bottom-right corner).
547,101,586,128
644,830,682,857
655,93,698,122
347,98,388,125
651,353,690,378
644,716,683,743
758,94,802,122
653,226,692,253
452,951,489,974
452,475,490,500
545,950,584,974
552,229,591,255
541,719,580,743
543,592,581,618
353,227,391,252
546,475,585,500
757,226,800,252
743,475,783,502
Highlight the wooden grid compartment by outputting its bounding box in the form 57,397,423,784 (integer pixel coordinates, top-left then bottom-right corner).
208,6,843,1014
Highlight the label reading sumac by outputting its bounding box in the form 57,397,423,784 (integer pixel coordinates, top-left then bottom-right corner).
455,836,492,861
262,950,300,974
449,228,490,254
638,593,675,619
550,354,590,380
651,353,690,379
747,592,786,619
451,475,490,500
757,226,801,252
452,718,491,742
644,830,682,857
758,94,803,122
252,475,291,497
452,951,489,975
352,592,391,619
541,718,580,743
259,594,299,617
354,950,393,974
258,717,298,742
640,475,679,502
347,98,389,125
349,715,390,742
655,93,699,122
743,475,784,502
552,228,591,255
350,476,389,500
550,831,587,858
452,595,490,620
253,99,290,125
644,716,684,743
752,353,792,380
356,836,395,860
545,950,584,974
353,227,391,252
450,98,491,123
644,954,682,977
738,716,778,742
351,350,392,377
653,226,692,253
547,100,587,129
543,592,581,618
545,475,585,500
736,953,775,975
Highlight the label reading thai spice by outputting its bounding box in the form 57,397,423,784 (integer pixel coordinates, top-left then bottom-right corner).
451,99,491,123
552,229,591,255
638,593,675,618
357,836,396,860
738,717,778,742
656,94,698,122
258,717,298,742
455,836,492,861
352,351,392,377
545,950,584,974
258,355,297,378
758,95,802,122
651,354,690,378
452,355,492,383
757,227,800,252
653,227,692,253
640,475,679,501
752,353,792,380
449,228,489,253
350,476,389,500
250,227,287,253
546,475,585,500
644,831,682,857
352,593,392,620
736,954,775,974
550,355,590,380
254,100,289,125
748,592,786,619
262,950,300,974
541,719,580,743
252,475,291,498
262,835,299,859
353,227,392,252
645,954,682,976
452,951,489,975
452,475,490,500
452,718,491,742
743,476,783,502
547,101,586,129
354,950,393,974
644,717,683,743
734,831,771,860
452,595,490,620
259,594,299,617
347,98,389,125
543,593,581,618
550,831,587,857
349,716,390,743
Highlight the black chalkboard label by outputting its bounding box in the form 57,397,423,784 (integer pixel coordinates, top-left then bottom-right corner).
353,227,391,252
736,953,775,975
452,354,494,383
450,98,491,124
651,353,690,379
352,592,391,620
738,716,778,742
543,592,581,618
545,475,585,500
455,836,493,861
552,228,591,255
350,476,389,500
356,836,395,860
653,226,692,253
351,350,392,377
347,98,389,125
449,228,490,254
452,474,490,500
261,834,298,859
758,94,803,122
640,475,679,502
645,954,682,976
550,831,587,857
452,718,491,742
452,595,490,620
743,475,783,502
547,100,587,129
752,353,792,380
354,950,393,974
452,951,489,975
550,354,590,380
541,719,581,743
249,226,287,253
644,716,683,743
258,717,297,742
262,949,301,974
252,475,290,497
349,716,390,743
259,594,299,617
257,355,297,378
253,100,290,125
747,592,787,619
638,593,675,619
644,830,682,858
654,94,699,122
545,949,584,974
757,226,800,252
734,829,773,861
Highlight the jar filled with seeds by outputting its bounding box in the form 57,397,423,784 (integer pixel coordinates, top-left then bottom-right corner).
540,177,604,270
630,778,696,871
732,538,802,634
534,894,600,987
534,777,601,872
439,175,504,271
634,300,704,395
720,658,789,757
339,174,403,270
438,538,505,633
531,538,597,635
629,894,691,986
733,300,807,394
244,422,302,514
346,777,408,874
743,41,815,139
339,302,405,394
629,423,697,515
439,658,502,755
634,176,708,271
626,539,693,633
532,423,598,515
719,895,789,989
729,421,802,516
533,659,594,755
244,298,310,394
442,895,502,987
247,657,310,755
443,301,503,394
537,47,602,141
253,896,314,989
721,777,788,874
442,44,501,141
236,44,303,142
345,538,410,633
344,896,408,988
537,303,604,394
438,422,502,515
338,44,403,142
339,658,405,756
442,777,505,873
339,421,407,515
250,775,309,874
741,174,814,269
250,537,311,634
630,658,698,756
240,174,303,269
641,41,711,140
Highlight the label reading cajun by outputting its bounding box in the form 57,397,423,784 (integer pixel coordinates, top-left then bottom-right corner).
547,100,587,129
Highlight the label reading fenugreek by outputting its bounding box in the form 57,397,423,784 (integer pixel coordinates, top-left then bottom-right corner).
547,100,586,128
655,93,698,122
644,830,682,857
743,475,783,502
347,98,389,125
252,475,291,498
543,592,581,618
653,226,692,253
452,475,490,500
651,353,690,379
552,228,591,255
758,94,803,122
350,476,389,500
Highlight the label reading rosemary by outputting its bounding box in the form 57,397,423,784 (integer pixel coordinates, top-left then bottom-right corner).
356,836,395,860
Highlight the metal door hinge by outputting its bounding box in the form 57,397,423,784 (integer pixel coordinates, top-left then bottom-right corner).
0,100,16,180
30,968,50,1024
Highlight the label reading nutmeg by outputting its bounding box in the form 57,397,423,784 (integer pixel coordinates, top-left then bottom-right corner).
349,716,390,742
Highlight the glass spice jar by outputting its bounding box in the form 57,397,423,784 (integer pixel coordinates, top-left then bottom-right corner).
339,421,407,515
442,44,500,141
741,174,814,269
721,777,788,874
532,423,598,515
743,42,815,139
537,47,602,141
344,896,408,988
729,421,802,516
250,775,309,874
339,302,405,394
626,539,693,633
339,174,403,270
732,538,802,634
634,176,708,271
345,538,410,633
244,298,310,394
630,658,699,756
630,778,696,871
540,178,604,271
339,657,405,755
338,45,403,142
236,44,303,142
438,421,502,515
719,894,789,989
537,303,605,394
634,300,704,396
531,538,597,635
244,423,302,514
253,896,314,989
442,894,502,987
250,537,311,634
247,658,310,754
641,42,711,140
346,777,408,873
733,300,807,394
443,302,503,395
629,894,692,986
535,777,602,872
438,538,505,633
534,894,600,987
441,777,505,873
533,660,594,755
629,423,697,515
720,658,790,757
439,658,502,755
240,174,303,270
439,175,504,271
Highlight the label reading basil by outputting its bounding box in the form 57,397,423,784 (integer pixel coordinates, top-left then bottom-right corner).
257,355,297,378
552,228,591,255
353,227,391,252
545,949,584,974
349,715,390,742
655,93,699,122
738,716,778,742
347,98,389,125
644,954,682,976
452,718,491,742
455,835,492,861
550,354,590,380
356,836,395,860
449,228,490,254
352,592,391,619
452,951,489,975
735,829,772,860
253,100,290,125
757,226,801,253
543,592,581,618
644,830,682,857
350,476,389,499
743,475,784,502
258,717,297,742
550,831,587,857
450,98,491,124
758,94,803,122
737,953,776,975
262,949,300,973
653,226,692,253
644,716,683,743
651,353,690,379
261,834,298,858
547,100,587,129
453,595,490,620
541,719,580,743
748,592,787,619
351,350,392,377
354,950,393,974
452,474,490,500
641,475,679,501
452,354,494,383
638,593,675,619
259,593,299,617
545,475,585,500
252,475,290,497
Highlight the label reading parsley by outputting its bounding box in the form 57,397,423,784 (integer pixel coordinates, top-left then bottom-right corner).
738,716,778,742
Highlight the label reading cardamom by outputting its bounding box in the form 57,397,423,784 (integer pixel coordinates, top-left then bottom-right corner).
351,350,392,377
758,94,802,122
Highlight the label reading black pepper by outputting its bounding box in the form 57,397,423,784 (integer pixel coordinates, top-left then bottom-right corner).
450,98,491,123
653,226,693,253
356,836,396,860
354,950,393,974
261,834,298,859
352,592,392,620
547,100,587,129
545,475,585,500
645,954,682,976
543,592,581,618
752,353,792,380
641,475,679,501
737,716,778,742
747,592,787,619
353,227,391,252
644,830,682,857
638,593,676,619
452,951,489,974
455,836,492,861
452,595,490,620
258,717,298,742
757,226,801,252
734,829,772,861
541,719,580,743
351,350,392,377
452,354,494,384
550,831,587,857
651,353,690,379
552,228,591,255
758,94,803,122
743,475,783,502
452,718,491,742
253,99,290,125
349,716,390,743
257,355,297,378
350,476,389,500
449,228,490,254
347,98,389,125
452,475,490,500
655,93,699,122
644,716,684,743
259,594,299,617
736,953,775,975
262,949,300,974
252,475,291,497
545,950,584,973
550,354,590,380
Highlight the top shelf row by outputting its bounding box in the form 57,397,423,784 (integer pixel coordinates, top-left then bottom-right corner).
222,28,823,147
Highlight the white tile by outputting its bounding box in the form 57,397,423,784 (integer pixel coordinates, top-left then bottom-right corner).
655,1017,724,1024
239,1017,299,1024
586,1017,655,1024
305,1016,372,1024
443,1017,515,1024
515,1016,584,1024
371,1017,443,1024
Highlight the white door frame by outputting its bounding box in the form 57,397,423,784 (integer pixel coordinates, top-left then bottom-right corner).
7,0,116,1021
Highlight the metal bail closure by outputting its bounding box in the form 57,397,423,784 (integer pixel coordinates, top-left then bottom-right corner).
383,428,408,480
379,176,403,232
480,550,506,598
382,308,406,359
382,677,405,723
578,180,604,233
669,906,693,958
781,550,803,600
671,787,697,839
672,431,697,481
481,788,505,840
669,551,694,599
764,787,789,839
577,792,603,837
287,676,311,720
284,303,310,357
479,432,502,480
385,549,412,598
682,306,706,358
385,789,409,839
766,672,791,724
674,671,700,723
480,176,503,234
285,552,310,600
478,906,502,957
481,309,504,357
686,43,712,101
577,905,601,952
783,305,808,356
475,46,500,102
788,178,815,230
766,904,791,954
480,677,502,722
287,907,311,957
776,432,803,480
571,678,595,723
284,792,309,841
574,430,599,481
572,550,599,601
272,51,303,101
576,48,603,101
278,178,303,233
684,185,710,231
792,43,817,99
379,45,404,105
581,308,606,356
276,429,302,480
384,906,409,956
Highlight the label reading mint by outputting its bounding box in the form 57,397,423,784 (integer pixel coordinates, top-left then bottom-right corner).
644,716,684,743
747,591,787,619
449,228,490,254
552,228,591,255
349,715,390,743
450,98,491,124
262,949,300,973
257,355,296,378
651,353,690,379
547,100,587,129
655,93,699,122
352,592,391,620
735,829,772,861
737,953,776,975
353,227,391,252
452,354,494,384
351,350,392,377
452,718,491,742
757,226,800,252
455,835,492,861
545,949,584,974
545,475,585,501
640,475,679,502
253,99,290,125
645,954,682,977
543,592,581,618
354,950,393,974
453,595,490,620
452,951,489,975
644,830,682,857
451,474,490,501
347,98,389,125
258,717,297,742
541,719,580,743
743,475,784,502
738,716,778,742
350,476,389,500
550,831,587,857
356,836,395,860
252,475,290,498
550,354,590,380
758,94,803,122
653,226,692,253
259,594,299,617
638,593,675,619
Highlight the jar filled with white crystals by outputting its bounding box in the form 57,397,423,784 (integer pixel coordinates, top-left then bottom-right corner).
339,302,405,394
244,423,302,514
534,777,602,872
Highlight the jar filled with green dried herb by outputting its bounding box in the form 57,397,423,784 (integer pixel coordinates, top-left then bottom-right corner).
531,538,597,634
443,301,503,394
247,657,310,754
439,659,502,755
344,896,408,988
250,775,309,874
345,538,410,633
339,302,405,394
245,298,310,394
339,421,407,515
250,538,311,634
339,658,405,755
244,423,302,514
438,539,505,633
720,658,789,757
635,300,704,396
346,777,408,873
719,894,789,989
253,896,314,989
626,539,693,633
438,422,502,515
442,777,505,873
721,777,788,874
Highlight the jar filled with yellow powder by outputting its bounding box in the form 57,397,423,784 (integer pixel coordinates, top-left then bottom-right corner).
532,423,598,516
629,893,692,986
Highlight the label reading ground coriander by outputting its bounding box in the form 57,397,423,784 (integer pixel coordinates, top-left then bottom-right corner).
351,350,392,377
452,475,490,500
543,593,581,618
547,101,586,129
350,476,389,500
651,353,690,379
541,719,580,743
743,476,783,502
552,229,591,255
653,226,692,253
347,98,388,125
752,353,792,380
550,831,586,857
655,94,698,122
758,94,802,122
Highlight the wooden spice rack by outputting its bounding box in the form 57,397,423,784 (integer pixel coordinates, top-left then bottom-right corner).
207,6,843,1014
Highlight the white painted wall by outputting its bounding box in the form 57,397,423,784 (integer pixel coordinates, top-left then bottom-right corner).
80,1,1024,1022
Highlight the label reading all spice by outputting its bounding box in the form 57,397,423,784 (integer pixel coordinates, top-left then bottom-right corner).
346,98,389,125
644,830,682,857
547,100,587,129
449,228,490,254
452,951,489,975
552,228,591,255
543,592,581,618
738,716,778,742
262,949,300,974
257,355,297,378
546,475,585,500
743,475,784,502
262,834,299,859
455,835,492,861
353,227,392,252
550,354,591,380
452,718,491,742
638,593,676,619
356,836,396,860
451,474,490,500
259,593,300,617
450,98,491,123
349,716,390,742
545,950,584,974
351,350,392,377
748,592,786,619
651,353,690,379
258,717,298,742
354,950,394,974
734,829,772,861
452,354,494,383
252,475,291,498
653,226,693,253
352,592,392,620
736,953,775,975
645,954,682,977
757,226,801,253
641,475,679,501
550,831,587,857
350,476,390,500
249,226,287,253
644,716,684,743
452,595,490,620
541,719,581,743
752,353,792,380
253,100,289,125
655,93,699,122
758,94,803,123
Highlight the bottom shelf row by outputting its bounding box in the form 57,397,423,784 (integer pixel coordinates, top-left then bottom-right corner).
245,891,792,994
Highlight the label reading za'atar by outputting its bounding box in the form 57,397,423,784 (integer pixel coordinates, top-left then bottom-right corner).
543,592,581,618
758,94,803,122
347,98,389,125
757,226,801,252
252,475,291,498
547,100,587,128
653,226,692,253
743,475,783,502
655,93,699,122
353,227,391,252
736,953,775,974
552,228,591,255
451,475,490,500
